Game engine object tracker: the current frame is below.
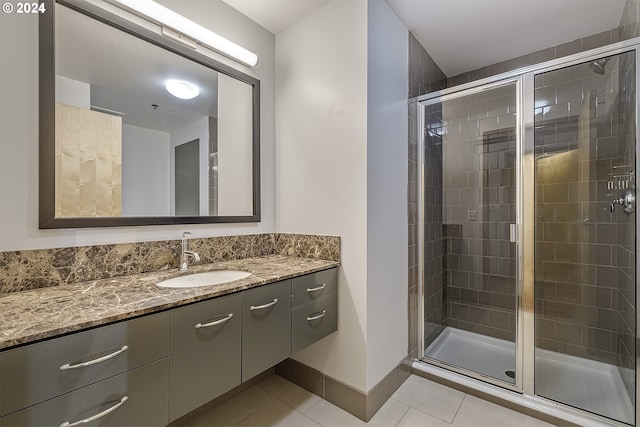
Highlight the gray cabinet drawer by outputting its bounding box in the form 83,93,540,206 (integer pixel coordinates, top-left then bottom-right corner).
169,293,242,422
0,358,169,427
242,280,292,381
291,268,337,308
0,311,168,417
292,295,337,354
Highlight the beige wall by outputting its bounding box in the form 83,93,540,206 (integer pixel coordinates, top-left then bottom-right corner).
276,0,409,392
276,0,369,392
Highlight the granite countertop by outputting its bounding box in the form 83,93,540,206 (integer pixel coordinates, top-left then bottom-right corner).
0,255,339,351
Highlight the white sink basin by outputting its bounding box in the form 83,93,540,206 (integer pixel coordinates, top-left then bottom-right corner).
157,270,251,288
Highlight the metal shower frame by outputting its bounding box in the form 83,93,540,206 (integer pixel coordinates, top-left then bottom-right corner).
414,37,640,426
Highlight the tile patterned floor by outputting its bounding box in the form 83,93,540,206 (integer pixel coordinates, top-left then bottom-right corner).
186,374,555,427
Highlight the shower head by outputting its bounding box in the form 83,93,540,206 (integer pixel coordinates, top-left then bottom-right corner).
589,57,610,75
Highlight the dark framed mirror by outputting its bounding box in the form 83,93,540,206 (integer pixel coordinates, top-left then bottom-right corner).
39,0,260,228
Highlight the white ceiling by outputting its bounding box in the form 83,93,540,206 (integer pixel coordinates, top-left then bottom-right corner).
220,0,331,34
221,0,627,77
386,0,628,76
57,4,220,133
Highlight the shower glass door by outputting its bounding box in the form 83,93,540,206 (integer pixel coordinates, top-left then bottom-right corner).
533,51,636,424
422,80,520,386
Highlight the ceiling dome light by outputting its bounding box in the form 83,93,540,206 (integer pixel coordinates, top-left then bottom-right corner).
165,80,200,100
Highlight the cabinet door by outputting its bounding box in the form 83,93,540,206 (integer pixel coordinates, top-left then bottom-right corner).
169,293,242,421
0,358,169,427
242,280,291,381
292,294,337,354
0,311,168,417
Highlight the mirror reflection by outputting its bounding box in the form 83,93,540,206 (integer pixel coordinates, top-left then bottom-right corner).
51,2,257,221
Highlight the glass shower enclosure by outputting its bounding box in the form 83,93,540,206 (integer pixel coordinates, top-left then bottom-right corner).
417,44,637,425
422,80,520,386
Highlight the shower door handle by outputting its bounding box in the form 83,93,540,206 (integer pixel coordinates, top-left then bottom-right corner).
509,224,517,243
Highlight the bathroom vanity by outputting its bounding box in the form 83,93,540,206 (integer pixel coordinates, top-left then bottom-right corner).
0,257,338,426
2,0,343,423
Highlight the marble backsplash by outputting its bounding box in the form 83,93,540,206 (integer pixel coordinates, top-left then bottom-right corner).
0,233,340,294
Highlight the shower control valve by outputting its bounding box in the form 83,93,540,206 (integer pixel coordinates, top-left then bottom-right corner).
610,190,635,214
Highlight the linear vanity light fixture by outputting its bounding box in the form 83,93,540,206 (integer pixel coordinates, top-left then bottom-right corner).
110,0,259,67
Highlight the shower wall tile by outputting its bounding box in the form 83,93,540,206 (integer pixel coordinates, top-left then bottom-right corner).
533,51,636,375
408,32,449,357
582,31,612,51
422,102,446,349
440,87,518,342
408,33,447,99
509,53,533,70
620,0,640,40
531,47,556,65
555,39,583,59
614,44,636,400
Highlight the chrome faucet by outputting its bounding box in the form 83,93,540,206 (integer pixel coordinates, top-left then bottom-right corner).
180,232,200,271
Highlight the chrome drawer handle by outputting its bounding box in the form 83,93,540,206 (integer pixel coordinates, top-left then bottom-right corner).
307,310,326,321
250,299,278,311
307,284,326,293
59,345,128,371
195,313,233,329
60,396,128,427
